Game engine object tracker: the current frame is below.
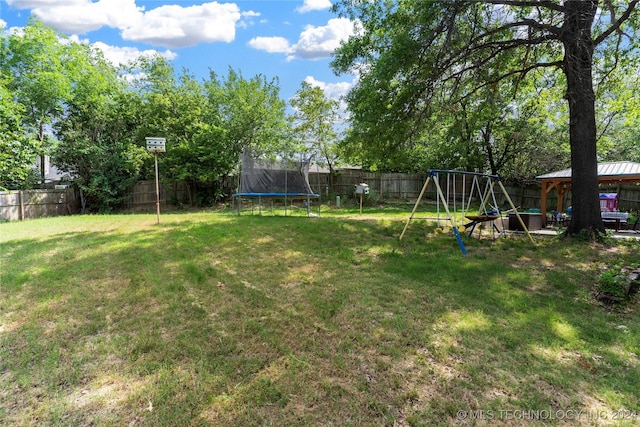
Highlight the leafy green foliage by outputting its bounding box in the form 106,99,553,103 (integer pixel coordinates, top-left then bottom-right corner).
594,54,640,163
291,81,340,180
3,19,74,182
0,81,41,190
595,268,629,304
127,59,290,206
128,56,231,206
53,47,143,212
4,20,291,210
214,67,289,156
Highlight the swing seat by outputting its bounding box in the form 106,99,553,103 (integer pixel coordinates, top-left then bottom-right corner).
464,214,501,222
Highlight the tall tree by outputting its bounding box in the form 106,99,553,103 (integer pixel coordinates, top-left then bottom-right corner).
53,44,145,212
290,81,340,188
130,57,250,205
214,68,289,156
3,19,74,183
0,80,40,190
160,71,229,205
332,0,639,235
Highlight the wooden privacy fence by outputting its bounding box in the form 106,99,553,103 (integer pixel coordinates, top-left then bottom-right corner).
120,167,640,213
324,170,640,212
0,188,80,221
330,170,519,205
124,180,190,210
2,177,637,220
598,184,640,212
329,170,426,200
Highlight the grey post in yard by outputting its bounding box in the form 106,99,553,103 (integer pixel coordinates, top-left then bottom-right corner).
154,152,160,223
145,137,166,224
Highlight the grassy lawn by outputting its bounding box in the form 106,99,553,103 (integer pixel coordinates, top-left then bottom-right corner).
1,208,639,426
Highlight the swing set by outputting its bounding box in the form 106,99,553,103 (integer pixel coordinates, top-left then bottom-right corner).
399,169,534,254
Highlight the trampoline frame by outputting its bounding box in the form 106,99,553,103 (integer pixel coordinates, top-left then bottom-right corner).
231,192,320,216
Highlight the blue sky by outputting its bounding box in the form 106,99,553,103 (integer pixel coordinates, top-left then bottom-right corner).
0,0,357,104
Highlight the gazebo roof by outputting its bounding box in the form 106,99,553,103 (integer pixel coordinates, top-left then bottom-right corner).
537,161,640,181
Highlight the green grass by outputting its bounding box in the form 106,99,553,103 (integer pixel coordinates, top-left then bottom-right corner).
1,210,639,426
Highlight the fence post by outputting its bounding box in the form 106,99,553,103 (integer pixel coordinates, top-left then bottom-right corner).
19,190,24,221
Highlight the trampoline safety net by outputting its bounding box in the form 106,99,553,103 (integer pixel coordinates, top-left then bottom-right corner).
235,149,318,197
232,149,320,216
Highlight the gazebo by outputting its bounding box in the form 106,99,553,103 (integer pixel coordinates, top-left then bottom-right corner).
537,161,640,227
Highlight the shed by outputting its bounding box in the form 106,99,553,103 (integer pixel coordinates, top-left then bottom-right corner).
536,161,640,227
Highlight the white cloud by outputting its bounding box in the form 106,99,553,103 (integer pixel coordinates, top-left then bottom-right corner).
8,0,143,34
121,3,241,48
249,17,354,61
7,0,247,49
238,10,261,29
0,19,6,30
296,0,332,14
288,18,354,61
303,76,351,100
63,35,176,68
248,36,290,54
92,41,177,67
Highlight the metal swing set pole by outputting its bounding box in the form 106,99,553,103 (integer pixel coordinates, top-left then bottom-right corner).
399,175,433,241
432,176,467,254
400,170,467,254
495,178,535,244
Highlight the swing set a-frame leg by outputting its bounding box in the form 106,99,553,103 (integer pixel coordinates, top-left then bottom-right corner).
399,176,432,241
432,177,467,254
496,180,535,244
400,174,467,254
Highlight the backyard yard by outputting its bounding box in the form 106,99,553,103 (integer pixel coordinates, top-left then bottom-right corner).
1,209,639,426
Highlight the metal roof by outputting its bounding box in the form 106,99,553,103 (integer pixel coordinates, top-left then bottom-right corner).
537,161,640,180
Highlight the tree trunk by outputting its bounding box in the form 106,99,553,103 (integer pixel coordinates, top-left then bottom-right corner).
79,186,87,214
328,163,335,194
562,1,605,235
39,121,46,184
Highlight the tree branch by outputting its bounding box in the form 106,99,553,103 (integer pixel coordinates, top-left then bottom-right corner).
472,18,562,40
596,110,619,142
443,35,560,82
594,0,639,46
466,34,558,57
450,60,564,104
483,0,564,13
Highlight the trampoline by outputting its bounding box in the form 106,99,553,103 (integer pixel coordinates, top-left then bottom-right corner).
232,149,320,216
